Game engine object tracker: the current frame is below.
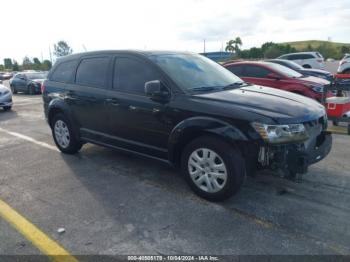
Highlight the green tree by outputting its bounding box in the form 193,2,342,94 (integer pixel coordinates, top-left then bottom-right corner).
341,45,350,55
54,40,73,57
4,58,13,69
0,64,4,71
33,57,41,70
12,61,19,71
41,60,52,71
22,56,33,70
264,45,283,58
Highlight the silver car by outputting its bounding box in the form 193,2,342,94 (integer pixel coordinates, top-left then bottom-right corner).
0,83,13,111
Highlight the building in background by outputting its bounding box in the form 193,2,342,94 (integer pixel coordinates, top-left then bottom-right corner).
200,51,232,62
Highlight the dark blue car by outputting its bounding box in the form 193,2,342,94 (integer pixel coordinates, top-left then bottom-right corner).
266,59,333,81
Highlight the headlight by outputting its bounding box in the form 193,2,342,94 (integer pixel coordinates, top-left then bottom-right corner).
3,89,10,95
309,85,324,93
252,122,309,144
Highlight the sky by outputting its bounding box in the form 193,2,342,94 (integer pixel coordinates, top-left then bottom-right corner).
0,0,349,64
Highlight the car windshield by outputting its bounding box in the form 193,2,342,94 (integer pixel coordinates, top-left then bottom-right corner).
149,53,244,92
265,62,303,78
26,73,47,79
279,60,303,70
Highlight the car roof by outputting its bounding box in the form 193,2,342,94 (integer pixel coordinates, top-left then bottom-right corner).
225,61,273,66
279,52,318,56
54,50,196,63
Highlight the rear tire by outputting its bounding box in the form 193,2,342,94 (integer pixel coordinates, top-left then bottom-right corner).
10,85,17,94
51,113,82,154
28,85,35,95
181,136,245,201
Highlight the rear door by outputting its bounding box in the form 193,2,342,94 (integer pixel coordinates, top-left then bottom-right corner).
67,56,112,139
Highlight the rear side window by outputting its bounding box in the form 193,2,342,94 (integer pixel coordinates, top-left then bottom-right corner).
51,60,76,83
226,65,244,76
113,57,159,94
76,57,110,88
244,65,270,78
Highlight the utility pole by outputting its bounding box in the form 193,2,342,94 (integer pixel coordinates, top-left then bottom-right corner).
82,44,87,52
203,39,206,54
49,45,52,64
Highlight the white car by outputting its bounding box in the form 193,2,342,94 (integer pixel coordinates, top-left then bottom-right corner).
0,83,13,111
337,53,350,74
278,52,325,69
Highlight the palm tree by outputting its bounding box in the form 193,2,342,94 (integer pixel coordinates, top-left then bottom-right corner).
225,40,235,53
225,37,243,54
233,37,242,53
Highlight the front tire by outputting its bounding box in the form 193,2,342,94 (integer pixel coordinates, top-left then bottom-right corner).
181,136,245,201
51,113,82,154
3,106,11,111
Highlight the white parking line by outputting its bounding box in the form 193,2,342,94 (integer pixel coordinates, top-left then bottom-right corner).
0,127,58,152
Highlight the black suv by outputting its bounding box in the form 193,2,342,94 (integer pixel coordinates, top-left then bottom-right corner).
43,51,332,201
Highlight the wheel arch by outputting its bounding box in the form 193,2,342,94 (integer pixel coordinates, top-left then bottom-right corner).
47,99,81,141
168,116,250,167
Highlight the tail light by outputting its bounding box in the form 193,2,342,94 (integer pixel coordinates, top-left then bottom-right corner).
41,83,45,94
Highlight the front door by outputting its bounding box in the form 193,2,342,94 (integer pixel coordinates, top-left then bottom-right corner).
105,56,172,159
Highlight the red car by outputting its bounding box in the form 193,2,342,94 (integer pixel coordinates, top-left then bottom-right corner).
224,61,331,101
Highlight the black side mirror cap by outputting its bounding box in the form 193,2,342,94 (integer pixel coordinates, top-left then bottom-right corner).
145,80,170,101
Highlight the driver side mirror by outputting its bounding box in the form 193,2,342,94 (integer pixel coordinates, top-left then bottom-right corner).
145,80,170,102
267,73,281,80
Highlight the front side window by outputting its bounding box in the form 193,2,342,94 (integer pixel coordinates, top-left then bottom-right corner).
226,65,244,77
76,57,110,88
51,60,76,83
149,53,242,92
113,57,159,94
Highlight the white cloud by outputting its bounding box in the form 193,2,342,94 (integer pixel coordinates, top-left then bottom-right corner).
0,0,349,64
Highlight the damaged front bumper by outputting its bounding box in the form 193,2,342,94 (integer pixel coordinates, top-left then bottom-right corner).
259,131,332,175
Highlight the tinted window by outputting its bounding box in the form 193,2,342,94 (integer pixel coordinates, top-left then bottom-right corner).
150,53,242,92
287,54,300,60
76,57,110,88
266,62,303,78
226,65,244,76
244,65,271,78
26,73,47,79
114,57,159,94
51,61,76,82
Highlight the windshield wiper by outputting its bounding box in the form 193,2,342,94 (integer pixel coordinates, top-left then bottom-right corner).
190,86,223,92
223,81,249,90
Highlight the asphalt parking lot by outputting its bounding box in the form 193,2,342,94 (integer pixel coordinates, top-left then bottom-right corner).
1,88,350,258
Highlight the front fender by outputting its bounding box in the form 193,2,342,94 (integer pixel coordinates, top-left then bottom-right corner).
168,116,249,164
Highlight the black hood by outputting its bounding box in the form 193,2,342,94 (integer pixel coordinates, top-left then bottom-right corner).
299,68,331,76
193,85,326,124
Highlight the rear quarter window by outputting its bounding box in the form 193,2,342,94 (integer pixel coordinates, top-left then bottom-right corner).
50,60,77,83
